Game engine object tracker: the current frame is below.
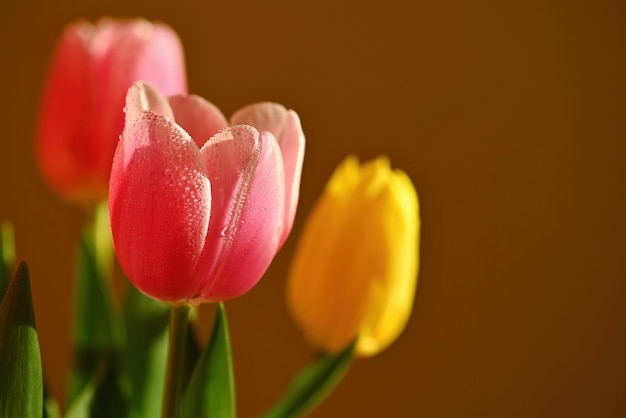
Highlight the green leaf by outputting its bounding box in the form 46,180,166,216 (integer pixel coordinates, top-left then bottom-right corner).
123,286,200,417
183,317,202,393
43,396,61,418
0,221,15,303
65,361,105,418
122,286,201,418
261,340,356,418
91,202,114,286
43,382,61,418
0,262,43,418
87,358,130,418
67,228,118,404
182,302,235,418
122,286,169,418
62,210,130,418
65,356,130,418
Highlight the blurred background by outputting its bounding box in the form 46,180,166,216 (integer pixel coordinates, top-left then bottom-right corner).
1,0,626,416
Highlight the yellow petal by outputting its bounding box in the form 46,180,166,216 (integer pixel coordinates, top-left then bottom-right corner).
287,156,420,357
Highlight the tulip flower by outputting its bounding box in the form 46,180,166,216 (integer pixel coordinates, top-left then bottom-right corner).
109,82,305,304
36,18,187,207
287,156,419,357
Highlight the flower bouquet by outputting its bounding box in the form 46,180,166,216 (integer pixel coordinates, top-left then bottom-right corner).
0,17,419,418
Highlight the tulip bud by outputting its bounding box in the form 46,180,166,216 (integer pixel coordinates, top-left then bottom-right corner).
287,156,419,357
109,82,305,304
36,18,187,207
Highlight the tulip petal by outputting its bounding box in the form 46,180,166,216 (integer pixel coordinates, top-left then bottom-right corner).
231,103,305,247
288,157,419,356
36,20,98,204
288,157,369,353
92,19,187,201
357,168,419,356
94,19,187,108
193,125,285,302
125,81,175,124
36,18,187,207
168,95,229,149
109,112,211,303
125,21,188,96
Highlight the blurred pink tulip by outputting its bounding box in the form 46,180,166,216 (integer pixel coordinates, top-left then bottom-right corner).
109,82,305,304
36,18,187,207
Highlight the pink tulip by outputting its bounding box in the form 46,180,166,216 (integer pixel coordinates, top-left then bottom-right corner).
36,18,187,207
109,82,305,304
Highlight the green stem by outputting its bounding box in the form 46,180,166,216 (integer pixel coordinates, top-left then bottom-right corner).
162,305,191,418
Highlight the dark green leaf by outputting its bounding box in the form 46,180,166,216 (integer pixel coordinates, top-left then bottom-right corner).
88,358,130,418
182,303,235,418
0,262,43,418
183,317,202,391
122,286,169,418
261,340,356,418
122,286,201,418
65,361,106,418
0,221,15,303
65,356,130,418
67,228,118,404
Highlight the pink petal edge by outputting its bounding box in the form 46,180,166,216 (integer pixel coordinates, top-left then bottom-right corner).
191,125,285,302
168,94,229,149
231,103,305,247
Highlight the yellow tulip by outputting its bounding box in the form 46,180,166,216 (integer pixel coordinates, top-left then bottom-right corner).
287,156,420,357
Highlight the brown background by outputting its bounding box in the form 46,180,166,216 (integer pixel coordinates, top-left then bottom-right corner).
1,0,626,416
